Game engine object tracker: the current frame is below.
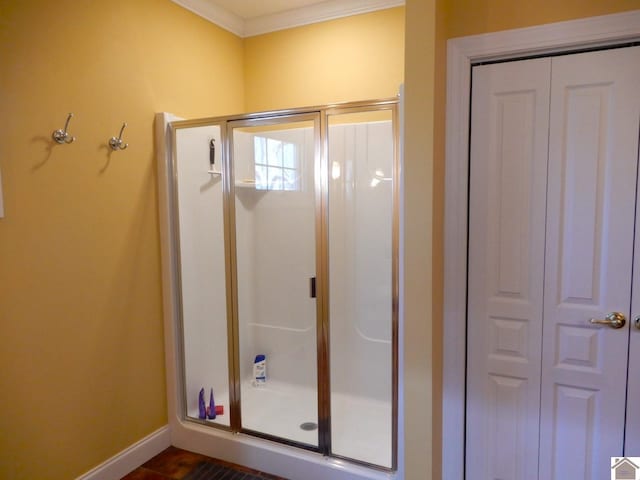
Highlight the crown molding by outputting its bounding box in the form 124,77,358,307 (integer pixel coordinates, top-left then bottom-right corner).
172,0,245,37
244,0,405,37
172,0,405,38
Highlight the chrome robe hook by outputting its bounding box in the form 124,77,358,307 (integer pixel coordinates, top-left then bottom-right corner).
109,122,129,151
52,113,76,144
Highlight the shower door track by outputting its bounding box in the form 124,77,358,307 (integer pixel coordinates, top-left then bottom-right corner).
165,98,400,473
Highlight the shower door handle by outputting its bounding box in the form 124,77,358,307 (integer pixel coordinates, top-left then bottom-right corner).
310,277,316,298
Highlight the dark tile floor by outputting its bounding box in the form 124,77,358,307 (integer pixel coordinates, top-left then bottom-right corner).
121,446,287,480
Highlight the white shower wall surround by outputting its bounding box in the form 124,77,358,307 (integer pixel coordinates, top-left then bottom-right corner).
156,100,399,480
329,121,393,403
234,127,318,391
234,123,393,400
174,124,230,428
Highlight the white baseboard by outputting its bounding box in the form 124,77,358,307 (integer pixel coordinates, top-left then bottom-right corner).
75,425,171,480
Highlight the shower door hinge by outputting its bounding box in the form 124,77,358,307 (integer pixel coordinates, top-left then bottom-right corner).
310,277,316,298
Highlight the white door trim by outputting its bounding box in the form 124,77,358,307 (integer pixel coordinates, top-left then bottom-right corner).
443,10,640,480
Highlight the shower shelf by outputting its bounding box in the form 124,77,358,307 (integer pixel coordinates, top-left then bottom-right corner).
235,180,257,189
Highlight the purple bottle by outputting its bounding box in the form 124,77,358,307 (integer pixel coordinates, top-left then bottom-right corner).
208,388,216,420
198,388,206,419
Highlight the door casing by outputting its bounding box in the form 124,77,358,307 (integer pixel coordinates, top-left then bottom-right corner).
443,9,640,480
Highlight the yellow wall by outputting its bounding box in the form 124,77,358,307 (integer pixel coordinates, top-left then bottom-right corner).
243,7,405,111
6,0,635,478
402,0,446,478
446,0,640,37
0,1,244,479
0,2,405,479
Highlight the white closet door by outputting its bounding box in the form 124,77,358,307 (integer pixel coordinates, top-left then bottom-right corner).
628,194,640,453
539,46,640,480
625,46,640,456
466,58,551,480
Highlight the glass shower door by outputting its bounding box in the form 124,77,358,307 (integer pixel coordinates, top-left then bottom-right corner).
327,107,397,468
173,122,231,428
229,114,320,447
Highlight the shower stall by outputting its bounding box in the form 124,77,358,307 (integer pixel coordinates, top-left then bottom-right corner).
156,98,399,479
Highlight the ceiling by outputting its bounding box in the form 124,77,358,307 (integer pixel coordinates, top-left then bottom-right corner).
211,0,331,20
172,0,405,37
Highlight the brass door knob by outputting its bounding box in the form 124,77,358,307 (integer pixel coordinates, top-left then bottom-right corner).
589,312,626,329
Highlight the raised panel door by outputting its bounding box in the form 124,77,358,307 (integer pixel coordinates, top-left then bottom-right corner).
466,57,551,480
539,46,640,480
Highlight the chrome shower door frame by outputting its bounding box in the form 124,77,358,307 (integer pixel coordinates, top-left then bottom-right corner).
225,111,324,452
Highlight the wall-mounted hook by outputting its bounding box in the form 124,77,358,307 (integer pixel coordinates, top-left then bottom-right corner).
52,113,76,144
109,122,129,151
